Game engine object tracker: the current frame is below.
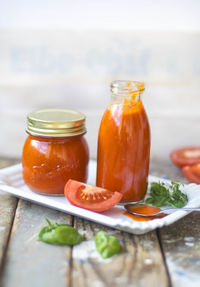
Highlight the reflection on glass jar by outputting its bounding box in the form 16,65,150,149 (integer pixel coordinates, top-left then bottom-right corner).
22,109,89,195
96,81,150,203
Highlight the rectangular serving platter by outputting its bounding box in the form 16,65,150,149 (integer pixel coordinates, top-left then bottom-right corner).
0,160,200,235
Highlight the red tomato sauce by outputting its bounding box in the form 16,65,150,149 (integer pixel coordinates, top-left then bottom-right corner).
127,205,161,215
96,100,150,203
123,211,167,222
22,134,89,195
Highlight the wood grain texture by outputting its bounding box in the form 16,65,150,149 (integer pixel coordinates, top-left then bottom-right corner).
150,158,188,183
1,156,199,287
151,159,200,287
0,159,18,170
159,212,200,287
0,158,19,272
0,194,17,272
71,217,169,287
0,201,73,287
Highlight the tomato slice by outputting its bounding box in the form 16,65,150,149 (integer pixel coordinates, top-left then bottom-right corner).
64,180,123,212
170,147,200,168
182,164,200,184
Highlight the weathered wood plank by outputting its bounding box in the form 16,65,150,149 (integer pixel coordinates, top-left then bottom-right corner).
0,158,19,170
71,217,169,287
0,194,17,272
0,158,19,273
151,159,200,287
0,200,73,287
150,158,187,183
1,156,199,287
159,213,200,287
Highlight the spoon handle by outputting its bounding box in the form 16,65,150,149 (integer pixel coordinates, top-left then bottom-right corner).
164,208,200,212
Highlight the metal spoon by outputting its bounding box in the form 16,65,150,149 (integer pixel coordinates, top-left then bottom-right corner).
125,204,200,217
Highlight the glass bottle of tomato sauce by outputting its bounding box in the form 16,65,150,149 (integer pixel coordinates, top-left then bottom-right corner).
22,109,89,195
96,81,150,203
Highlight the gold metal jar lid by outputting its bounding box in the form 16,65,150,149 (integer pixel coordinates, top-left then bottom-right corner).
26,109,86,137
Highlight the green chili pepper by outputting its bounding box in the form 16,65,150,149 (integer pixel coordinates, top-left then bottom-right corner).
95,231,121,259
37,219,83,246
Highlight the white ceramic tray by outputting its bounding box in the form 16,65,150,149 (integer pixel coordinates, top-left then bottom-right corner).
0,160,200,235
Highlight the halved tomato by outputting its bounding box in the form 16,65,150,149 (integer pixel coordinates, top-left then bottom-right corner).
64,180,123,212
182,164,200,184
170,147,200,168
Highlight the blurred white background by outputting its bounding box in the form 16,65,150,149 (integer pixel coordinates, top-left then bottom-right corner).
0,0,200,159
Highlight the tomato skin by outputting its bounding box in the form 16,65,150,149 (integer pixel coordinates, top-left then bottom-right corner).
64,180,123,212
182,164,200,184
170,147,200,168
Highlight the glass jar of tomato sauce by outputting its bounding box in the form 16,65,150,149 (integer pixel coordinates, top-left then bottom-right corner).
22,109,89,195
96,81,150,203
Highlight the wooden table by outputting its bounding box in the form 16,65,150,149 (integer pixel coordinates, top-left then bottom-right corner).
0,157,199,287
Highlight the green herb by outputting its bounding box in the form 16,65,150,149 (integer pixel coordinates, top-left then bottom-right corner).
145,181,188,208
95,231,121,259
37,219,83,245
168,181,188,208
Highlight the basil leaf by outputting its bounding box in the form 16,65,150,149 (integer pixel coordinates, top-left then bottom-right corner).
95,231,121,259
145,181,188,208
37,219,83,246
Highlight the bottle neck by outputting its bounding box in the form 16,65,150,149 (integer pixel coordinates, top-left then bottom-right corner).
110,80,144,104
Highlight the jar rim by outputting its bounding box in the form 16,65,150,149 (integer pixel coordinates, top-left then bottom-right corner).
26,109,86,137
111,80,145,96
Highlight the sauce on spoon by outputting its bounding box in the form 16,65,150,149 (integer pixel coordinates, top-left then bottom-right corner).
124,205,167,221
